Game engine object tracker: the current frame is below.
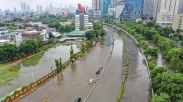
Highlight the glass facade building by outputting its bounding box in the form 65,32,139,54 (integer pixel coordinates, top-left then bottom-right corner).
101,0,111,16
120,0,143,20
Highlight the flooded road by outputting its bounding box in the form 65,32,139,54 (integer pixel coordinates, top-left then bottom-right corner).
0,45,80,98
122,33,150,102
87,26,124,102
19,33,112,102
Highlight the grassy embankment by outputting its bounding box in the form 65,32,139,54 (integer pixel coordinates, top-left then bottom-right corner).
117,34,129,102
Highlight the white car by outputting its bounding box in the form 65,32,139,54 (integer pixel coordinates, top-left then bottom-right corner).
89,79,94,84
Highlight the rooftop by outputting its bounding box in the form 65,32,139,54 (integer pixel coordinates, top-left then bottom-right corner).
68,30,86,35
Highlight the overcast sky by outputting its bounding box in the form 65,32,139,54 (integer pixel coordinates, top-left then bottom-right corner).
0,0,92,11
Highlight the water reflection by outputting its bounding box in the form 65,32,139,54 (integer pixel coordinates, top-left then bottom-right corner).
70,62,76,73
21,52,45,67
57,73,63,85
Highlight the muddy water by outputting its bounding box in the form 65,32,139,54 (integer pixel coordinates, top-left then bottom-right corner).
122,33,150,102
0,45,80,98
19,33,111,102
87,26,124,102
148,40,174,72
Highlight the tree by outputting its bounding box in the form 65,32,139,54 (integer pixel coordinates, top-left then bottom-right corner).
36,35,43,47
33,24,38,30
152,93,170,102
99,29,106,38
79,26,86,31
19,39,39,55
85,30,95,40
49,32,54,38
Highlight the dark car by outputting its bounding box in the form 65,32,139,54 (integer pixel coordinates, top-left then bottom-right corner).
75,97,81,102
96,70,100,74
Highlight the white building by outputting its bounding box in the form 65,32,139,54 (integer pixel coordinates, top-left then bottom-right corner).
75,14,93,30
0,28,10,36
41,29,49,40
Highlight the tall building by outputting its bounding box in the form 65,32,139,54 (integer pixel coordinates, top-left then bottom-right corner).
160,0,183,14
23,2,26,11
111,0,117,8
101,0,111,16
27,5,30,11
21,2,24,12
92,0,101,16
37,5,40,12
75,3,93,30
120,0,143,20
76,4,85,14
40,5,42,12
14,7,17,13
143,0,155,19
153,0,161,20
50,3,53,11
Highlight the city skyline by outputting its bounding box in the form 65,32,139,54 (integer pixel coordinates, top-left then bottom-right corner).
0,0,92,11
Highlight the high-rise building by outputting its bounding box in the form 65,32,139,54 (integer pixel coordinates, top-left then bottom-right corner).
92,0,101,16
153,0,161,20
27,5,30,11
76,4,85,14
50,3,53,11
23,2,26,11
111,0,117,8
21,2,24,12
40,5,42,12
120,0,143,20
101,0,111,16
85,6,88,13
143,0,155,19
160,0,183,14
37,5,40,12
14,7,17,13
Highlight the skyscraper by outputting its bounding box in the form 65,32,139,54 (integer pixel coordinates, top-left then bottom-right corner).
14,7,17,13
101,0,111,16
40,5,42,12
160,0,183,14
50,3,53,11
143,0,155,18
92,0,101,16
111,0,117,8
27,5,30,11
120,0,143,20
23,2,26,11
37,5,40,12
21,2,24,12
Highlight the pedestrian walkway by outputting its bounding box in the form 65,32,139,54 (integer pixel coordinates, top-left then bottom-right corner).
86,29,124,102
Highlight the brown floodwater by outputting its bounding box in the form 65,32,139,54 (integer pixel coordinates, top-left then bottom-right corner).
0,45,80,99
86,26,124,102
19,33,112,102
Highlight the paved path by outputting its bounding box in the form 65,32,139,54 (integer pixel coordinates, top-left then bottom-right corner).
86,26,124,102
